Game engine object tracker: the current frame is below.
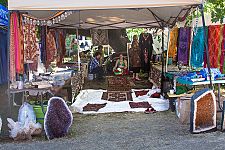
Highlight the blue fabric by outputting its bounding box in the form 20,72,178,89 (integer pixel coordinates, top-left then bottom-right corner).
200,68,221,79
0,29,8,84
191,27,206,68
89,57,99,73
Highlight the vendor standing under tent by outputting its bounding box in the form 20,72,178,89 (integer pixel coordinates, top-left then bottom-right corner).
89,51,104,79
130,35,141,80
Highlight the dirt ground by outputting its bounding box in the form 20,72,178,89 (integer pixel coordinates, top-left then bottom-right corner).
1,111,225,150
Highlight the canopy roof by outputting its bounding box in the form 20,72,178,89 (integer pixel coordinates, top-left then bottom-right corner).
8,0,202,29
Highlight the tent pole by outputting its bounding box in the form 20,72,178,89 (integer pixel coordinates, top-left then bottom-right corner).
199,4,212,89
76,28,81,71
160,27,165,94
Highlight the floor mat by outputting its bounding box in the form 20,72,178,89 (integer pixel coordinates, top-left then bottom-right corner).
83,103,107,112
102,91,133,102
129,102,151,108
134,90,149,97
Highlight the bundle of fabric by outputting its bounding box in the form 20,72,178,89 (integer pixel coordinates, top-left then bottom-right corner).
7,102,42,140
44,97,73,140
190,89,216,133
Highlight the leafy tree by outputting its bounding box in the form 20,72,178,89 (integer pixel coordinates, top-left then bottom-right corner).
0,0,7,7
205,0,225,23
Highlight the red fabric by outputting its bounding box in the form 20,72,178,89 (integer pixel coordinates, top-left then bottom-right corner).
220,25,225,72
134,90,149,97
208,25,221,68
46,30,57,68
129,102,151,108
151,93,160,98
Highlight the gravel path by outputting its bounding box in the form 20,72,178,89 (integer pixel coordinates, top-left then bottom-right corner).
1,111,225,150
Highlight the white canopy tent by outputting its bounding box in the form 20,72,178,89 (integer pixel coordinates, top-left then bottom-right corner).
8,0,202,29
8,0,213,90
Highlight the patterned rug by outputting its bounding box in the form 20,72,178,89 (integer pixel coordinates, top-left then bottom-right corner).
107,76,131,91
129,102,151,108
83,103,107,112
102,91,133,102
134,90,149,97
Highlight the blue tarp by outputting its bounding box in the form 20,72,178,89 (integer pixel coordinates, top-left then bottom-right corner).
0,4,8,26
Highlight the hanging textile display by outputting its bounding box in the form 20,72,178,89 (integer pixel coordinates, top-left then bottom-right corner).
91,29,109,46
23,24,39,71
46,29,57,68
168,27,179,60
139,33,153,73
221,25,225,73
208,25,222,68
177,27,191,65
55,30,66,66
10,12,24,81
40,26,47,64
0,29,8,84
191,27,206,68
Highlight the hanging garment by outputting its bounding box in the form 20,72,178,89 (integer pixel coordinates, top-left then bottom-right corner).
130,40,141,68
191,27,206,68
46,30,57,68
139,33,153,72
177,27,191,65
23,24,38,63
168,27,179,60
10,13,24,81
220,25,225,73
40,26,47,64
208,25,221,68
56,30,66,66
0,30,8,84
91,29,109,46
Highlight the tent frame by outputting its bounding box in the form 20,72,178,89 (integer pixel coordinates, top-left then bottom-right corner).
6,2,212,106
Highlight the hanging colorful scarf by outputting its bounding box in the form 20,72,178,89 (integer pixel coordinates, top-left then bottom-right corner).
40,26,47,64
221,25,225,73
46,30,57,68
177,27,191,65
208,25,221,68
10,13,16,82
191,27,206,68
168,27,179,60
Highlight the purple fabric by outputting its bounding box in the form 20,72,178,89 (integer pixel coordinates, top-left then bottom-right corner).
177,27,191,65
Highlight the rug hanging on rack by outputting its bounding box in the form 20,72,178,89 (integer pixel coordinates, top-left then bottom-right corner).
91,29,109,46
40,26,47,64
177,27,191,65
191,27,206,68
168,27,179,60
208,25,222,68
